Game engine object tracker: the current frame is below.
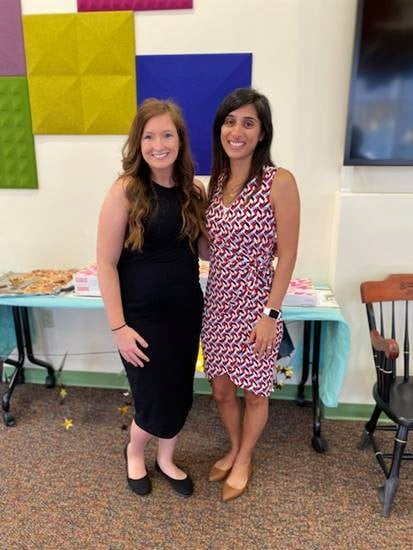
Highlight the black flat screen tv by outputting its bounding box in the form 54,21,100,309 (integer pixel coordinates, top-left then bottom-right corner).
344,0,413,165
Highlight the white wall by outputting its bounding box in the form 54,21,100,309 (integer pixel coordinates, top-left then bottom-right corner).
2,0,357,276
332,193,413,403
2,0,412,403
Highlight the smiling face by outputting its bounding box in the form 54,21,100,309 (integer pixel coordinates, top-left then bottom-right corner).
140,113,179,177
220,103,263,163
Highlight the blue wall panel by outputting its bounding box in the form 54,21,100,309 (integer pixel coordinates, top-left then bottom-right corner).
136,53,252,174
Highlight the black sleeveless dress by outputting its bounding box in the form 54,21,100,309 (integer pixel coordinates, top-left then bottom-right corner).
117,182,203,438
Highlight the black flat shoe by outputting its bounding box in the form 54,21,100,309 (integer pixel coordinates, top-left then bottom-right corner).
124,444,151,496
155,461,194,497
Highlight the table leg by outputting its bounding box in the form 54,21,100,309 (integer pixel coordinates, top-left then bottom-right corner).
1,306,56,427
311,320,328,452
2,307,25,427
21,307,55,388
296,320,311,406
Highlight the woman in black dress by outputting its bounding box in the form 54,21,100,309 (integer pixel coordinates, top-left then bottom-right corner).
97,99,207,497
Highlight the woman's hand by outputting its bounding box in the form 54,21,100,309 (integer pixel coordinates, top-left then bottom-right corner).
114,325,149,367
248,316,279,356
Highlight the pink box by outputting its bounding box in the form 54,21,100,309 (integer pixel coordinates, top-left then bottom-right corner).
282,278,317,307
74,264,100,296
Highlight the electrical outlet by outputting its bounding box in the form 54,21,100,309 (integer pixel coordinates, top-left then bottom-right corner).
42,309,54,328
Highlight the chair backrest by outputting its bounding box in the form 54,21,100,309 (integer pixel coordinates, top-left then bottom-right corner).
360,274,413,401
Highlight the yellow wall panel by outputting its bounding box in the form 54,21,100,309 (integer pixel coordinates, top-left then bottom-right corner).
29,76,84,134
81,75,136,134
24,15,79,75
23,12,136,134
77,13,135,75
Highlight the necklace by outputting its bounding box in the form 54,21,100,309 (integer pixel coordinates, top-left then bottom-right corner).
224,183,244,198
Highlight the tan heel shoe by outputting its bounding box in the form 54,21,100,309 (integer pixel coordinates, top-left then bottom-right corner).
222,464,252,502
208,464,231,482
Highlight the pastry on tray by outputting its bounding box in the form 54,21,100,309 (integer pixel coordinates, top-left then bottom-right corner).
0,269,77,296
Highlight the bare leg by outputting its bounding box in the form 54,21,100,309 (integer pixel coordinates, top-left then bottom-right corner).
226,390,269,489
127,419,152,479
157,435,187,480
212,375,242,470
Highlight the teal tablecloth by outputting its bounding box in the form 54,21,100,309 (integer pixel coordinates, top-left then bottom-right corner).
0,306,17,361
0,293,350,407
282,306,350,408
0,293,102,361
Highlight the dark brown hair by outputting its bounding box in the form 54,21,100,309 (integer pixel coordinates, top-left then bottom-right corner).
121,98,205,250
209,88,274,200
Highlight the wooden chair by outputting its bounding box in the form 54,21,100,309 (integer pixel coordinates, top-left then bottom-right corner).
359,274,413,517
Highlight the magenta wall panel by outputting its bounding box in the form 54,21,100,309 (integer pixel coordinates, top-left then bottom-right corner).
0,0,26,76
77,0,192,11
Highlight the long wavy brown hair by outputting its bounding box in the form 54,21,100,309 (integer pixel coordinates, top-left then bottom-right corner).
121,98,206,251
209,88,274,201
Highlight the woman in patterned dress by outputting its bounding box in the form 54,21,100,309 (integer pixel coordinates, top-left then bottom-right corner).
201,88,300,501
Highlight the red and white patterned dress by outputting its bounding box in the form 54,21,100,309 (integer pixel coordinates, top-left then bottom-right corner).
201,165,283,397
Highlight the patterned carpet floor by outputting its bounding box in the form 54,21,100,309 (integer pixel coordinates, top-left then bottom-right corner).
1,382,413,549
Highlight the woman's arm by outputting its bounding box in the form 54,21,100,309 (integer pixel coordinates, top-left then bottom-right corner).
249,168,300,355
267,167,300,309
97,178,149,367
197,234,210,261
194,178,210,261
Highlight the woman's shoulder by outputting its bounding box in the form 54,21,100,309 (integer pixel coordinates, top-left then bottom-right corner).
112,175,136,195
107,176,131,209
269,166,299,205
272,166,296,187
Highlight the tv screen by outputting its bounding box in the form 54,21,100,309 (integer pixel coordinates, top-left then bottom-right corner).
344,0,413,165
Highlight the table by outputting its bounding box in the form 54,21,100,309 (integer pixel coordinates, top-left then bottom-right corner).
0,292,350,452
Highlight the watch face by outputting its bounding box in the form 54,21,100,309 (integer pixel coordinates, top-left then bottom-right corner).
268,309,281,320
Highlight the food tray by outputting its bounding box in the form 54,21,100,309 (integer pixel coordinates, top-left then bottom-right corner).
0,269,77,297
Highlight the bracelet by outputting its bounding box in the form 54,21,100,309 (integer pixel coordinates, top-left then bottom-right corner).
111,322,127,332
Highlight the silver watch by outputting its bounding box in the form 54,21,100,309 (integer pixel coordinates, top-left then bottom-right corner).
263,306,282,320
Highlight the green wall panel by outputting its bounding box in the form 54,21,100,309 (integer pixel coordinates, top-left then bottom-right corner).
0,76,37,189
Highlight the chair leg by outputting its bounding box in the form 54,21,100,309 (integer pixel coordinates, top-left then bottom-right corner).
378,425,408,517
358,404,381,450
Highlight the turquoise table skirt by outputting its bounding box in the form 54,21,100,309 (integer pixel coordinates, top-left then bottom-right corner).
0,293,350,408
282,306,350,407
0,306,17,362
